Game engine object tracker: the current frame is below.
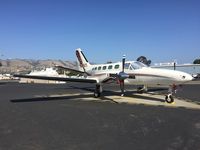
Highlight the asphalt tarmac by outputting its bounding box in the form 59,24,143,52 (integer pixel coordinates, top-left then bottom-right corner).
0,81,200,150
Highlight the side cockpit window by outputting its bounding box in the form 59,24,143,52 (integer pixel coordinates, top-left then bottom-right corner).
124,63,130,70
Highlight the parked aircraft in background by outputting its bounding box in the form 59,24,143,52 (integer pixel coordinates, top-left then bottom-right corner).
14,48,193,103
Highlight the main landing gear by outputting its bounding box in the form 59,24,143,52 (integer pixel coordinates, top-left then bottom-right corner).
137,85,148,94
94,84,102,98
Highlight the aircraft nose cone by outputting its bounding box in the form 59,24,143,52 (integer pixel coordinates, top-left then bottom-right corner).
181,73,193,82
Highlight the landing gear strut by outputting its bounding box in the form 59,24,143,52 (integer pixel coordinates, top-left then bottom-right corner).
94,84,102,98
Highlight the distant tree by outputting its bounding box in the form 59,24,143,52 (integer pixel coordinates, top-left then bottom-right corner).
137,56,151,66
193,58,200,64
0,62,2,67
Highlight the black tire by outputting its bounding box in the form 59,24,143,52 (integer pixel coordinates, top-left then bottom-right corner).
165,94,174,103
94,92,100,98
137,87,144,94
94,84,101,98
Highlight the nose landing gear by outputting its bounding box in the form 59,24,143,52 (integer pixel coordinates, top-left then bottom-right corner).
165,84,177,104
165,94,174,103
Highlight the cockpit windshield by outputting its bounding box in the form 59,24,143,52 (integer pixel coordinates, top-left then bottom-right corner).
130,62,147,70
124,63,130,69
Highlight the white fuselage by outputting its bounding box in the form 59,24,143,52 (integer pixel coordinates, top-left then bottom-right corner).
84,61,193,86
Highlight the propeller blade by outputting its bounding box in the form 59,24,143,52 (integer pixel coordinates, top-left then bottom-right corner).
122,55,126,72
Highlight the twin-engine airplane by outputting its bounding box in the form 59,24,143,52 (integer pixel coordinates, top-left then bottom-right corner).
14,48,193,103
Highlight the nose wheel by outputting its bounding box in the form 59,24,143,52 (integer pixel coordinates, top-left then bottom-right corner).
165,94,174,103
165,85,177,104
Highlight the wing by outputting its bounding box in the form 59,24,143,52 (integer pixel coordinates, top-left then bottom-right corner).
13,74,97,83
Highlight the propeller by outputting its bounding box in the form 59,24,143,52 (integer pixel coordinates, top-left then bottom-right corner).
109,55,135,96
118,55,129,96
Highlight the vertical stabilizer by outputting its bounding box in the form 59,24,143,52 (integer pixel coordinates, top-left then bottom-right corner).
76,48,91,72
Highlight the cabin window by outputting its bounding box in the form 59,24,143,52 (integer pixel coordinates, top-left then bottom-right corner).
114,64,119,69
108,65,113,69
103,66,107,70
98,66,101,70
94,67,97,70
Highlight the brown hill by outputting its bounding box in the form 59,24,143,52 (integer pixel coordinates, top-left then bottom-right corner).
0,59,76,74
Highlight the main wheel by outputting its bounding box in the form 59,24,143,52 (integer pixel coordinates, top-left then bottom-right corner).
94,91,100,98
137,87,144,94
94,84,101,98
165,94,174,103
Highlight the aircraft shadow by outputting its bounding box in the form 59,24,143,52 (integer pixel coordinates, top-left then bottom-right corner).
68,85,94,92
68,85,166,103
10,86,167,104
0,82,8,85
102,90,165,103
10,93,118,104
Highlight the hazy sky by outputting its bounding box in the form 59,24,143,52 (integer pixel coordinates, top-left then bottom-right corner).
0,0,199,64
